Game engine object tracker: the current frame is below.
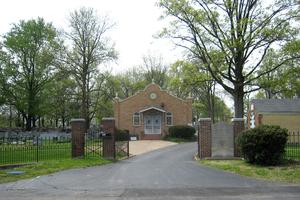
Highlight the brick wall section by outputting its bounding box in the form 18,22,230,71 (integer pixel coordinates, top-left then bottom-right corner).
198,118,212,159
101,118,116,137
101,118,116,159
232,118,245,157
71,119,85,158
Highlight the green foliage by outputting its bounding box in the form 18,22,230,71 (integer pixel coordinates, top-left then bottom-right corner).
159,0,299,117
66,7,117,129
1,17,62,130
115,129,129,141
169,60,232,122
141,54,169,89
237,125,288,165
257,48,300,99
168,125,195,139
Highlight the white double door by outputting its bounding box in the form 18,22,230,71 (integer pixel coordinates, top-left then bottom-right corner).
144,114,162,134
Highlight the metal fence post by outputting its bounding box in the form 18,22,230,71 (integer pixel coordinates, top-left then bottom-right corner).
36,136,39,162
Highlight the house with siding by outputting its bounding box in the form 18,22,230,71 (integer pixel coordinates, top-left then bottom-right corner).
247,99,300,132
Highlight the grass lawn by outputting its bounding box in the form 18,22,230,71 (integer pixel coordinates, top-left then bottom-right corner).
199,159,300,183
285,145,300,161
0,142,71,165
0,157,111,184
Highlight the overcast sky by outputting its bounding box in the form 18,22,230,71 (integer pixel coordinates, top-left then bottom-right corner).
0,0,182,73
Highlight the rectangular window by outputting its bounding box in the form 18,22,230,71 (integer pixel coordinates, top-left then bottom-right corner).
133,113,140,126
166,112,173,126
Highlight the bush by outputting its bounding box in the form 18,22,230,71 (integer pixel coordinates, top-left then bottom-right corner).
237,125,288,165
115,129,129,141
168,125,196,139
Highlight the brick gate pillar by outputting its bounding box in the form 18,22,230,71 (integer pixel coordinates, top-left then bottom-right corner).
232,118,245,157
198,118,212,159
101,117,116,159
71,119,85,158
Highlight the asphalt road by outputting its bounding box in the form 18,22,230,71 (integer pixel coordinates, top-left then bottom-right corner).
0,142,299,200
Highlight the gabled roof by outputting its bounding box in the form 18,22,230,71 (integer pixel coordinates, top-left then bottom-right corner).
139,106,166,113
116,83,191,103
251,99,300,113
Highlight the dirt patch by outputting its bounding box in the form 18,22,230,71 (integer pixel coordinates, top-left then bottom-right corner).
129,140,177,155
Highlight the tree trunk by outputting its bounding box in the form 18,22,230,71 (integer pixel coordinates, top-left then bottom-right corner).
32,116,36,127
62,116,65,130
81,73,88,131
9,105,12,128
16,112,22,127
38,116,41,128
22,115,25,129
233,86,244,118
26,115,32,131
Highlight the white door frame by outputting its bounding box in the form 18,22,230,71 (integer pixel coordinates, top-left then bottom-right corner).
144,114,162,134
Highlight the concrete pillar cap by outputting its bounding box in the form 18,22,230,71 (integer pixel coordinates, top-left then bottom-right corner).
199,118,211,121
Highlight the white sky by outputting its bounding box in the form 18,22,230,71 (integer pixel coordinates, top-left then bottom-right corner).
0,0,181,73
0,0,276,110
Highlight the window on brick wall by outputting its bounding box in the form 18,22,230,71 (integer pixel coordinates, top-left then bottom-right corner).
166,112,173,126
133,112,140,126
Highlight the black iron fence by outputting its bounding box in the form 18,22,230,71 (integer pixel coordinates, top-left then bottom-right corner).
85,129,103,158
84,129,130,160
0,135,71,165
285,131,300,161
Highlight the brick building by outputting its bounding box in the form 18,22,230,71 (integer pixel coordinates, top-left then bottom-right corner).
113,83,193,140
247,99,300,132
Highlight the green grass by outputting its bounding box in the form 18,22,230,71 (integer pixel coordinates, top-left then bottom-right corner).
0,157,111,184
0,142,71,164
285,145,300,160
199,159,300,183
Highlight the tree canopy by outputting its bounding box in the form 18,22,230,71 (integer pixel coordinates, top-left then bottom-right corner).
159,0,300,117
0,18,62,130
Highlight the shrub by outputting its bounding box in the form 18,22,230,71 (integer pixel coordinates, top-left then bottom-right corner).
237,125,288,165
115,129,129,141
168,125,196,139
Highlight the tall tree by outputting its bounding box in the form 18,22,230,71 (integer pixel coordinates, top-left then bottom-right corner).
65,7,117,129
159,0,299,117
0,18,62,130
169,60,231,122
141,54,169,88
257,40,300,99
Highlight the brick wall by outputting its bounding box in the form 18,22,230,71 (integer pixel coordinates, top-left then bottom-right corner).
101,118,116,159
198,118,212,158
114,83,193,138
232,118,244,157
71,119,85,158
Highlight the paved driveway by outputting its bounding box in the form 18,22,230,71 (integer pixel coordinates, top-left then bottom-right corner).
129,140,176,155
0,142,299,200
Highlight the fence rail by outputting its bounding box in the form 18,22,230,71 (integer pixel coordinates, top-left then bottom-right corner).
285,131,300,161
85,131,103,158
0,136,71,165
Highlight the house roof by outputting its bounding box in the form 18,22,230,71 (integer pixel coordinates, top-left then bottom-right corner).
251,99,300,113
139,106,166,113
